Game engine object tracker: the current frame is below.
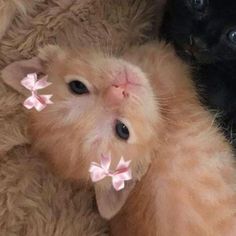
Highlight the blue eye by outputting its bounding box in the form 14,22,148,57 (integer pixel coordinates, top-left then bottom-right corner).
191,0,207,11
69,80,89,95
115,120,129,141
227,30,236,44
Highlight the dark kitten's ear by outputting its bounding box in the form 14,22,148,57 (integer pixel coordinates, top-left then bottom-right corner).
94,181,136,220
1,45,66,95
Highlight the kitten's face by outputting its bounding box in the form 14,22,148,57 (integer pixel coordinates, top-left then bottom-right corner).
1,46,160,219
27,47,159,181
163,0,236,63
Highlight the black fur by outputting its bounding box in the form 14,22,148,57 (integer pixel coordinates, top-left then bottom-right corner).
161,0,236,147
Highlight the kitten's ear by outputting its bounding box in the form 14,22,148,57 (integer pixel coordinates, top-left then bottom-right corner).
94,153,152,219
1,57,44,95
94,181,136,220
1,45,65,95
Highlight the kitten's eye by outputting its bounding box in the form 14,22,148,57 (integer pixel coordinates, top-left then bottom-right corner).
191,0,207,11
227,30,236,44
115,120,130,141
68,80,89,95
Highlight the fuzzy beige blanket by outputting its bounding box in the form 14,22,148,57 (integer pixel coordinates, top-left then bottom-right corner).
0,0,164,235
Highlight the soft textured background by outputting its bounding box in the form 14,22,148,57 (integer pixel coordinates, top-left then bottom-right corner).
0,0,165,235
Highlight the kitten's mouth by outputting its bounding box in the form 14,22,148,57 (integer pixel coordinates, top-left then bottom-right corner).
176,43,212,64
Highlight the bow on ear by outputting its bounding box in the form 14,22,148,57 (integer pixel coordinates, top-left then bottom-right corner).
90,152,152,220
89,154,132,191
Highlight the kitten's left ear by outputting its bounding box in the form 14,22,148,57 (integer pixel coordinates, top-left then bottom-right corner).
94,180,136,220
1,45,66,95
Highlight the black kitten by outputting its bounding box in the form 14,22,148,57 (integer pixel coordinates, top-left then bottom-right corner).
161,0,236,147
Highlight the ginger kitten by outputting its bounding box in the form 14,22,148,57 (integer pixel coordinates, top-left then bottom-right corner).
2,42,236,235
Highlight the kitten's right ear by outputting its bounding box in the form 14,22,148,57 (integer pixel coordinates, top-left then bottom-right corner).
1,57,44,95
1,45,65,95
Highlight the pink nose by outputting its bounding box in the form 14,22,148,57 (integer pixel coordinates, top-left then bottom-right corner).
106,84,129,105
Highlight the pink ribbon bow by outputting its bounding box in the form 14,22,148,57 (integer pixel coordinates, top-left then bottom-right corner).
21,73,53,112
89,154,132,191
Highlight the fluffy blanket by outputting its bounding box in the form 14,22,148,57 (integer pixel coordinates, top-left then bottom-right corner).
0,0,163,235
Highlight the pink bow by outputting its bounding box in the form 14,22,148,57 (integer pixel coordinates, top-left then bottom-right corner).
89,154,132,191
21,73,53,112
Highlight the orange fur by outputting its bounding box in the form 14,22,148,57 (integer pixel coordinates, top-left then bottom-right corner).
2,42,236,235
109,43,236,235
2,44,161,217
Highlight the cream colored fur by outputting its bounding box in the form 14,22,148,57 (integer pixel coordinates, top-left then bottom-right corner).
0,0,164,235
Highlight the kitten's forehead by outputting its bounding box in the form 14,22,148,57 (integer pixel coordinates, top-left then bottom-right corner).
176,0,236,15
213,0,236,8
210,0,236,20
170,0,236,39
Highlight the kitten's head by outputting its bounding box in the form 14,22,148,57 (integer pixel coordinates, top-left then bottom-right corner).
162,0,236,63
2,45,160,219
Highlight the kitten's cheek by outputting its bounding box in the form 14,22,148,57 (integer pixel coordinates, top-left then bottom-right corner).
90,137,101,147
83,133,102,153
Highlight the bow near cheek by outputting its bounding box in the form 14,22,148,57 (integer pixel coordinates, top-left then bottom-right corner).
89,153,132,191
